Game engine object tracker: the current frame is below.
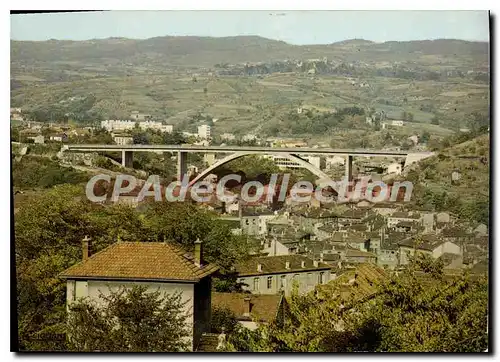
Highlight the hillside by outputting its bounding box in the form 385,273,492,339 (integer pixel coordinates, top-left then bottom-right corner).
11,36,488,68
406,133,490,224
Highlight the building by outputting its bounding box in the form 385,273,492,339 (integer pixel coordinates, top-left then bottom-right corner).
49,133,68,142
59,239,218,351
141,121,173,133
387,211,421,228
130,111,152,121
113,134,134,145
325,155,346,169
240,210,276,236
398,236,461,265
242,134,258,142
198,125,211,140
267,155,321,171
27,135,45,144
211,293,287,331
344,248,377,264
101,120,136,132
387,162,403,175
391,120,404,127
220,133,236,141
102,119,173,133
235,255,333,296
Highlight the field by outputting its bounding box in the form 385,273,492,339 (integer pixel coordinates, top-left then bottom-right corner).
10,36,490,143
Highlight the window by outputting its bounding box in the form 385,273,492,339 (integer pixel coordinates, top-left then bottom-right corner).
307,273,312,283
267,276,272,289
319,272,325,284
253,277,260,291
280,275,286,289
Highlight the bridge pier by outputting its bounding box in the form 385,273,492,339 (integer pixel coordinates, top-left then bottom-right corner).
122,150,134,168
345,155,353,182
177,151,188,181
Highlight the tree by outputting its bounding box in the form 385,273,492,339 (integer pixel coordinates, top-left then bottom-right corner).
66,285,191,351
211,306,239,334
420,131,431,144
407,112,414,122
223,256,488,352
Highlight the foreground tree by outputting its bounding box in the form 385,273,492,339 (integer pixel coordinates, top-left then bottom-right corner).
66,286,191,352
224,255,488,352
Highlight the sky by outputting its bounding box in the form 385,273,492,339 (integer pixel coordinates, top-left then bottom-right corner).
10,10,490,44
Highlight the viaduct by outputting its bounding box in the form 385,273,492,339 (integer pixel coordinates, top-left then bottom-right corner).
61,144,434,184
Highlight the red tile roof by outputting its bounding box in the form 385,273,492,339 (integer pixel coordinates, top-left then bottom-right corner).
60,242,218,282
212,292,283,322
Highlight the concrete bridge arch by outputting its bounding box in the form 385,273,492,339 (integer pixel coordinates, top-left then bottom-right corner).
188,152,331,186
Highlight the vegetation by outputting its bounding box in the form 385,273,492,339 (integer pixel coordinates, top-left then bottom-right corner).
66,286,191,351
223,255,488,352
15,185,252,350
13,156,88,189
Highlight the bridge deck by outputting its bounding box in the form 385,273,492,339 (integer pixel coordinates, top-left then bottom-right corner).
63,144,425,157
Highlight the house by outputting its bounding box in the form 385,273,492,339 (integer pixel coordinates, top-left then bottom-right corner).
220,133,236,141
325,155,346,168
211,293,287,331
240,210,276,236
27,135,45,144
261,238,291,257
436,212,451,223
391,120,404,127
345,248,377,264
315,263,386,303
387,162,403,175
473,223,488,236
130,111,152,121
49,133,68,142
408,135,419,145
59,238,218,351
235,255,333,296
398,235,461,265
113,134,134,145
387,211,421,228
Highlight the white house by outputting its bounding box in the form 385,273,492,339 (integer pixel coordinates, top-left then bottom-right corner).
113,134,134,145
60,239,219,351
391,120,404,127
387,162,403,175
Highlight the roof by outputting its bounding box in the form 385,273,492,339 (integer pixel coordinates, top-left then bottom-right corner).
212,292,283,322
316,263,387,303
395,220,417,228
390,211,420,219
60,242,219,282
235,255,331,277
398,235,446,251
346,248,376,258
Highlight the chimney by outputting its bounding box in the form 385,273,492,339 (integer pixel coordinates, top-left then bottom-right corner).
243,297,252,317
285,261,290,269
82,235,90,261
194,238,203,267
257,263,262,272
313,260,319,267
320,253,324,263
301,261,306,268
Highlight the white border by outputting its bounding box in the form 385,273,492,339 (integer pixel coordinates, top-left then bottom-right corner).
3,1,497,361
